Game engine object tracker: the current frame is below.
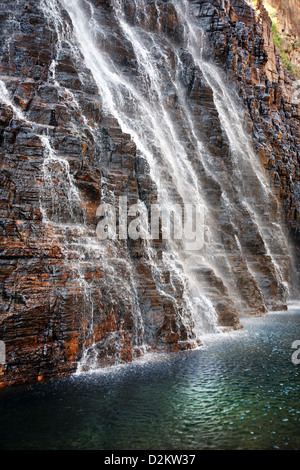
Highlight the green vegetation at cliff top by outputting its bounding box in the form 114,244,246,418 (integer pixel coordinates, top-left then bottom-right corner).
247,0,297,77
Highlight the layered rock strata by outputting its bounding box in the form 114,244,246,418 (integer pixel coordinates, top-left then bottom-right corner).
0,0,298,387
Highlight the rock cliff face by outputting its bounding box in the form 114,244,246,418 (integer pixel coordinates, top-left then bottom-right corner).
196,0,300,233
197,0,300,280
0,0,299,387
263,0,300,78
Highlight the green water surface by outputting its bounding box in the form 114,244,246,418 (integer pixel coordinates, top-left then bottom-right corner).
0,306,299,450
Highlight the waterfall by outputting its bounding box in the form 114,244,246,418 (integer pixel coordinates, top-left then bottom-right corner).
55,0,224,333
177,0,290,299
2,0,289,371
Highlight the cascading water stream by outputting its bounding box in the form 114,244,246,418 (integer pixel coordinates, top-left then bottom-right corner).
54,0,222,338
38,0,292,358
0,0,292,374
177,0,290,298
0,77,100,358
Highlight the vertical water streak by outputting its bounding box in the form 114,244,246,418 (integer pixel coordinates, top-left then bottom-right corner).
177,0,290,299
1,0,292,373
0,77,98,362
57,0,221,336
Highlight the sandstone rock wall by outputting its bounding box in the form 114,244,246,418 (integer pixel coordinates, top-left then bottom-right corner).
0,0,204,387
263,0,300,78
195,0,300,241
0,0,299,387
